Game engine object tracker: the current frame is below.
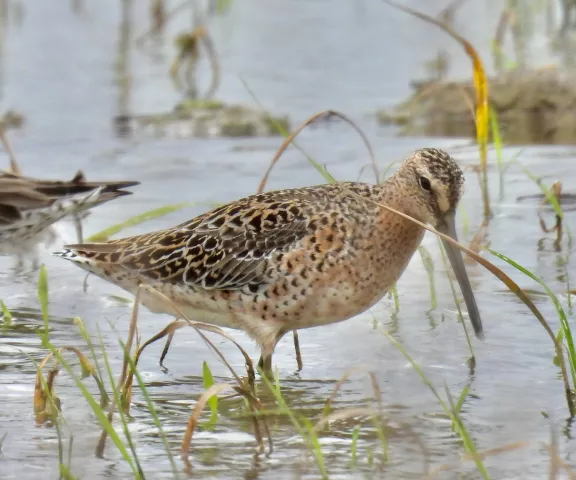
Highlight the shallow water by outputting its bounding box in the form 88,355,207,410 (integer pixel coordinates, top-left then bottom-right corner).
0,1,575,479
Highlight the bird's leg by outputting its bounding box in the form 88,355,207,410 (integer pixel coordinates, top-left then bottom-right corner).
159,328,176,368
257,353,273,380
292,330,303,371
256,328,287,379
257,330,303,375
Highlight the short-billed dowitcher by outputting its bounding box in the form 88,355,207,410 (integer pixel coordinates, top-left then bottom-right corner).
0,170,138,264
54,148,483,376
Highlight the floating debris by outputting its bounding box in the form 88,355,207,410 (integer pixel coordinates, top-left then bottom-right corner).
114,99,290,138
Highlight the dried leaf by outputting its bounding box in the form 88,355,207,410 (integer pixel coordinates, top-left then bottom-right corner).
181,384,233,463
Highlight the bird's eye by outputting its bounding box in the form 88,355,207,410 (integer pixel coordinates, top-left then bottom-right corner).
419,176,432,192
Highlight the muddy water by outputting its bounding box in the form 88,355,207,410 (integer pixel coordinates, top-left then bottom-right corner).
0,1,575,479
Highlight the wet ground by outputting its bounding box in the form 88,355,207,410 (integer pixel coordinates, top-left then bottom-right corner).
0,0,575,479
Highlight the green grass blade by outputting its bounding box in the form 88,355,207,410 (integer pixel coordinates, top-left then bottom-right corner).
350,425,360,467
120,339,180,478
489,106,504,162
31,356,66,471
438,239,474,361
37,265,49,341
419,245,437,310
73,318,108,405
259,374,328,477
47,345,140,478
455,384,470,415
216,0,232,14
486,248,576,388
391,285,400,312
66,435,75,480
96,328,143,477
202,361,218,427
459,204,470,239
380,328,489,479
521,167,564,219
87,202,215,242
239,76,337,184
1,300,13,330
59,464,78,480
451,384,470,431
301,417,328,479
489,106,505,197
379,161,398,184
444,384,488,477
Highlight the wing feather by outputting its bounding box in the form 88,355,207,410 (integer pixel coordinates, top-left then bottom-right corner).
67,194,316,290
64,182,375,291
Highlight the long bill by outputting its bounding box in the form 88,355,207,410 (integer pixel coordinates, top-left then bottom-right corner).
437,212,484,340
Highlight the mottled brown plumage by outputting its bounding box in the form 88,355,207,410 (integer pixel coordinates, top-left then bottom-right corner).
54,148,483,376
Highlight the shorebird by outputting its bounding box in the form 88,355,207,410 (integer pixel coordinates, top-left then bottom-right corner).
0,170,139,265
53,148,483,377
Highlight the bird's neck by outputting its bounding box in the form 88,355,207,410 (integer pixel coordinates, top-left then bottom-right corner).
374,175,430,225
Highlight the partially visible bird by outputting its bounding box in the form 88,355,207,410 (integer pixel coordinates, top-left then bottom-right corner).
53,148,483,377
0,170,139,265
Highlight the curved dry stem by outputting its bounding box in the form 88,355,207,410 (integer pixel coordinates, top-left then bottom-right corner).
466,219,489,260
128,316,271,464
257,109,378,194
160,327,176,366
492,9,512,73
58,346,109,407
34,347,109,415
97,283,149,457
397,420,431,476
136,285,256,386
34,346,110,424
292,330,303,371
181,383,271,469
129,317,251,390
427,440,528,478
323,365,383,415
356,163,375,183
233,386,274,456
201,31,220,99
313,407,380,434
99,282,261,457
34,352,58,417
0,129,22,175
454,83,476,122
181,384,234,463
132,319,187,370
135,0,192,47
342,185,574,415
